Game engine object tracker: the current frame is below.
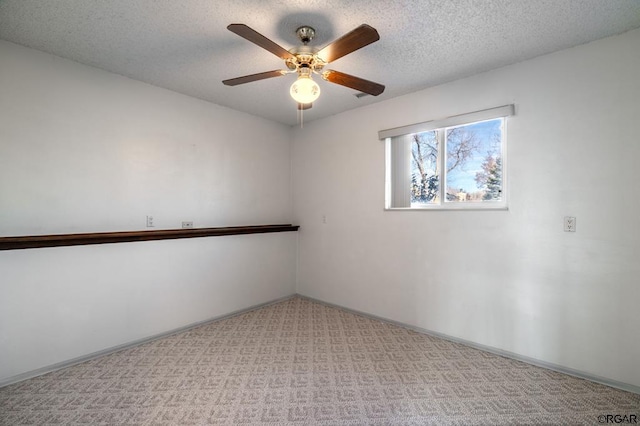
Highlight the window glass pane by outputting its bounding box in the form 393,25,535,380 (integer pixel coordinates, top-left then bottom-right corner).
411,131,440,204
445,119,503,203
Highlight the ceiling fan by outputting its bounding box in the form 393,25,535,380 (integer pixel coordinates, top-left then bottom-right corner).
222,23,385,110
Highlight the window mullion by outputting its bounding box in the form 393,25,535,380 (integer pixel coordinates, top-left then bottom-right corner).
438,129,446,205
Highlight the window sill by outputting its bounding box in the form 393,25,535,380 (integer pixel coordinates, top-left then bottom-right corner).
385,205,508,211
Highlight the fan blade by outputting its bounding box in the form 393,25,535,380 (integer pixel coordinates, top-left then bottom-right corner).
223,70,287,86
317,24,379,63
297,103,312,110
228,24,295,60
322,70,385,96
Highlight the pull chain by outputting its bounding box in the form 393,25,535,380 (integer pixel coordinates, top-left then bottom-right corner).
297,104,304,128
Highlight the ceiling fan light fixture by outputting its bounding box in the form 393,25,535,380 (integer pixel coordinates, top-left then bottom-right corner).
290,74,320,104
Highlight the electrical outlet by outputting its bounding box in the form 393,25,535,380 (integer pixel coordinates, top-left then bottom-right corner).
564,216,576,232
146,215,154,228
322,215,327,224
182,221,193,229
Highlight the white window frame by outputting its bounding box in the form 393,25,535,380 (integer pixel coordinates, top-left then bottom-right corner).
380,105,514,211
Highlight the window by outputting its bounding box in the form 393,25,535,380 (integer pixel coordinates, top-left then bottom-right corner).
380,105,513,210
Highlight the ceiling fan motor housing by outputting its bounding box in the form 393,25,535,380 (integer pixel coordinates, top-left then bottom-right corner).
286,45,325,72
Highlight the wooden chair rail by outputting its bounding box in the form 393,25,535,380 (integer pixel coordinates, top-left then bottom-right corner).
0,224,299,251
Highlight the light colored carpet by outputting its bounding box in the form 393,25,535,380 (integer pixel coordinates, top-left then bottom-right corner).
0,296,638,425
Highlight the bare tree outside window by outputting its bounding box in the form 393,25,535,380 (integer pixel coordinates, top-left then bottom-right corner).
409,118,504,205
411,131,439,203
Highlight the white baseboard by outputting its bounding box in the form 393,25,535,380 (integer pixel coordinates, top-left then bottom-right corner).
4,293,638,395
0,294,296,388
298,295,640,395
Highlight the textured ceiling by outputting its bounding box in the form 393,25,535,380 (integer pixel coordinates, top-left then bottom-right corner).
1,0,640,126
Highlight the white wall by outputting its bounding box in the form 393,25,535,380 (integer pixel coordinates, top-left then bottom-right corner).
0,41,292,235
292,28,640,389
0,41,296,383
